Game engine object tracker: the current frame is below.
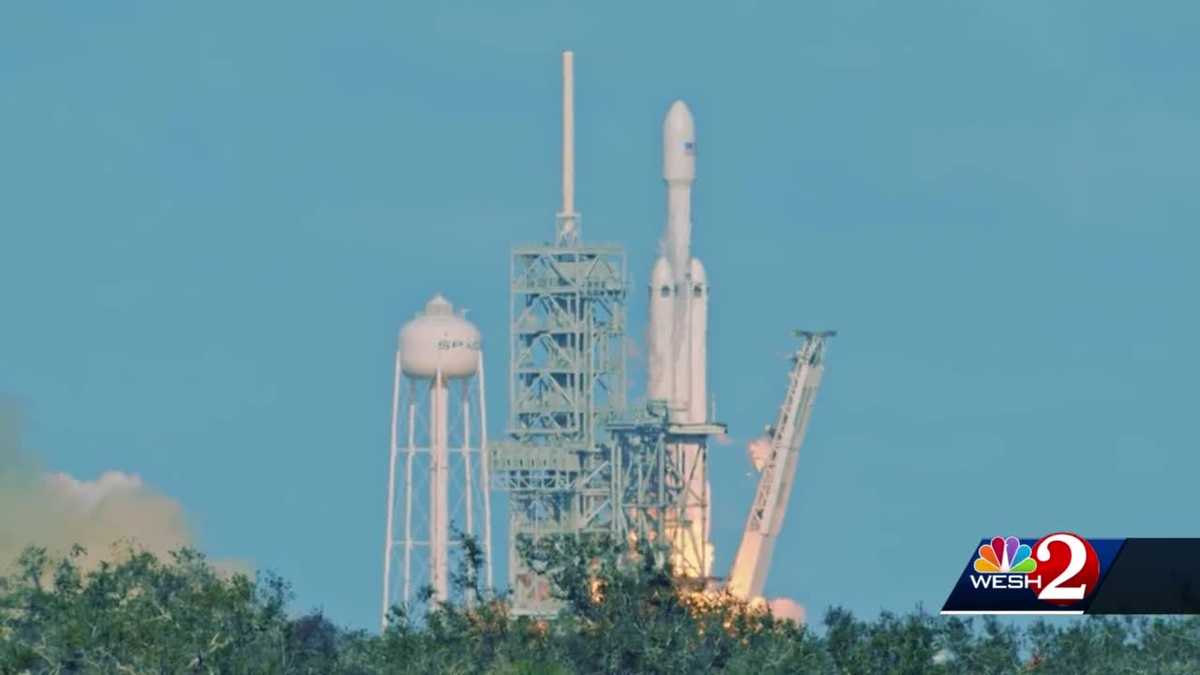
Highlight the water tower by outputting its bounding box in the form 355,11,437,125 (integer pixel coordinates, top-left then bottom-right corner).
381,294,492,627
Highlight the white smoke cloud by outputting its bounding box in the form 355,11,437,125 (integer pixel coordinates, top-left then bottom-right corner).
768,597,807,624
0,404,247,574
746,436,772,472
45,470,154,512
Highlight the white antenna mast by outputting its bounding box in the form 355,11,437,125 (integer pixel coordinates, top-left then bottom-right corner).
556,50,579,244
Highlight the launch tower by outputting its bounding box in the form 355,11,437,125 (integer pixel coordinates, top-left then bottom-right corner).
491,52,629,613
493,52,726,615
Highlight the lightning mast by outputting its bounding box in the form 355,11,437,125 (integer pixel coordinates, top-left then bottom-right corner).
727,330,835,600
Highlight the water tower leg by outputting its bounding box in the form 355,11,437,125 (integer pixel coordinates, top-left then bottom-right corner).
478,351,493,591
431,371,450,602
462,379,474,542
381,351,402,630
403,380,416,604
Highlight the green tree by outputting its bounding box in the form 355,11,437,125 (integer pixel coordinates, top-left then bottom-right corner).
4,540,1200,674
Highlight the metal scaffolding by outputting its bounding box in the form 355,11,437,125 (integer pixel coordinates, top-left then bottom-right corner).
492,240,628,613
607,404,725,575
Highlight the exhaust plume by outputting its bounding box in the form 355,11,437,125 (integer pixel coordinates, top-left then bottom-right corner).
768,597,807,624
747,436,772,472
0,403,246,573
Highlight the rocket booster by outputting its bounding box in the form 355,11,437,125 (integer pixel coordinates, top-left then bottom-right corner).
686,257,707,424
648,257,675,403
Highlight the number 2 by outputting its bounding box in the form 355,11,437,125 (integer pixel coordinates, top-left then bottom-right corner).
1037,533,1087,601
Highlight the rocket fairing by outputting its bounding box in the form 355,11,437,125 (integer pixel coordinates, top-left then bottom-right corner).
663,100,696,182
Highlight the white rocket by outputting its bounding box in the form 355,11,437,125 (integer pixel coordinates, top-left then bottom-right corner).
648,100,712,576
649,100,704,416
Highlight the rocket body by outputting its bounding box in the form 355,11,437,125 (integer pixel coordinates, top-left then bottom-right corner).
659,100,698,420
648,100,712,577
664,99,695,298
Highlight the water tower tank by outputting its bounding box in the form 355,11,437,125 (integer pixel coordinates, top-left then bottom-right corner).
399,294,481,379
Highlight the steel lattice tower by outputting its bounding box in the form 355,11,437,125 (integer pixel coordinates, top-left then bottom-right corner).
492,52,725,615
492,237,627,612
491,51,630,614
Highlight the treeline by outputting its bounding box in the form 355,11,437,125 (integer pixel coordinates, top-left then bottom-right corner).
1,540,1198,674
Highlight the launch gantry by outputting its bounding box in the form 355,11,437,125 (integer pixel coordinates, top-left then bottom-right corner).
491,52,627,614
491,234,628,613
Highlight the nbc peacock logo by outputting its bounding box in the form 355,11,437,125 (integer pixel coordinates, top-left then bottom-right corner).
974,536,1037,574
969,536,1041,591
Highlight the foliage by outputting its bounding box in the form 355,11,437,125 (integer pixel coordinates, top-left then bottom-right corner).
1,540,1198,674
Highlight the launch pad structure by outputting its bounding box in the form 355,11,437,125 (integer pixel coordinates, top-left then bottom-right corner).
491,52,726,615
383,50,833,623
492,240,726,613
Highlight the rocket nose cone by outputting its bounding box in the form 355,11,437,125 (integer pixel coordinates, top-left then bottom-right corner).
651,256,674,287
664,100,694,138
663,100,696,181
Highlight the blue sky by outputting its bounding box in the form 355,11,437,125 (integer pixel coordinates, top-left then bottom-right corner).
3,1,1199,629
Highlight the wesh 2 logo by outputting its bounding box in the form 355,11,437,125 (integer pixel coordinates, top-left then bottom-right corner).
971,532,1101,605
